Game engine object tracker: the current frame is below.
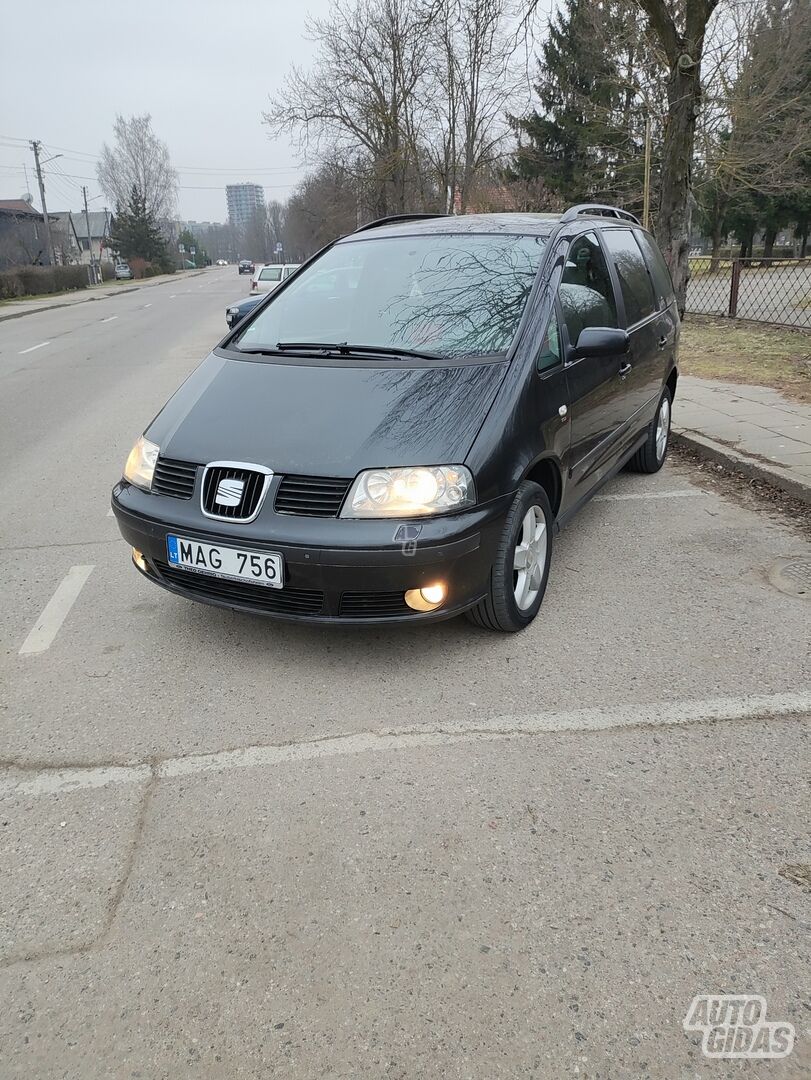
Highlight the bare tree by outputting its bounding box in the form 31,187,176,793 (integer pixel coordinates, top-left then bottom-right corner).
422,0,526,212
97,114,178,220
696,0,811,267
264,0,429,216
630,0,722,311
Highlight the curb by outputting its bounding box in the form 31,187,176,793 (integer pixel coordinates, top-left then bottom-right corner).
671,428,811,507
0,270,208,323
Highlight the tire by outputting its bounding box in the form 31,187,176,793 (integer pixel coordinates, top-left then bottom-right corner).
465,481,553,632
627,386,672,474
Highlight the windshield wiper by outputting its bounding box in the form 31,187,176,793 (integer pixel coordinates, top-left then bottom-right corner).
275,341,442,361
235,346,287,356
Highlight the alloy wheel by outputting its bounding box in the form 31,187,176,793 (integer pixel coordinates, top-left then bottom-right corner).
655,396,670,461
513,505,547,611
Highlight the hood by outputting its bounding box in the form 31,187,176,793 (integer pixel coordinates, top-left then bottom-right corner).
147,352,508,475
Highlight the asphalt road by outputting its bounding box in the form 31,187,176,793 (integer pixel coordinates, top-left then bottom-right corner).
1,268,809,1078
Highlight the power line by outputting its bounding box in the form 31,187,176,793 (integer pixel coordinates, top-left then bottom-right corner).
1,132,306,175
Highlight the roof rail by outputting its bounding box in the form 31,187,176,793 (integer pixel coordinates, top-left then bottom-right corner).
560,204,641,226
353,213,448,233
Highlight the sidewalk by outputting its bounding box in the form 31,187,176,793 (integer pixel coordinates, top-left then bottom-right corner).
0,268,208,322
673,375,811,505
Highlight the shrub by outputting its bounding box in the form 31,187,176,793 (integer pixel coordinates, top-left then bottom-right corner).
0,263,89,299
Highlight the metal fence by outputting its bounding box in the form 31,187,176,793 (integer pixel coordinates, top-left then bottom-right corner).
685,257,811,329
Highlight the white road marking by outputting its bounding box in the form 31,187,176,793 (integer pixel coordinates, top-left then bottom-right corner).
169,294,176,299
3,691,809,797
18,341,51,355
143,303,152,308
594,489,700,502
101,315,118,323
18,565,95,656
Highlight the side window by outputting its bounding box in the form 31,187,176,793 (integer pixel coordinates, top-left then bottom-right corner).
559,232,618,348
635,230,675,305
537,311,561,372
601,229,656,325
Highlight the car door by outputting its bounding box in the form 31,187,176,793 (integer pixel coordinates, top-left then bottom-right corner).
558,230,629,492
600,228,663,433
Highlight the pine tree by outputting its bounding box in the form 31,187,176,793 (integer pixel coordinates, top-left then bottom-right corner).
110,186,170,267
510,0,662,212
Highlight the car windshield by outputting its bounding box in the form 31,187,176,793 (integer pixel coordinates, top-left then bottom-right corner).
234,232,547,360
259,266,283,282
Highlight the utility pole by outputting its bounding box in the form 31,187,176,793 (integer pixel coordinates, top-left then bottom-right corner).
642,117,652,231
30,140,55,266
82,185,98,284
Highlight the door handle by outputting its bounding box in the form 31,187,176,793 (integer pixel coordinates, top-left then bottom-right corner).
619,362,632,378
658,335,667,349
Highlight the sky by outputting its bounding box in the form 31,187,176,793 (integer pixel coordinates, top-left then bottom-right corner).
0,0,334,223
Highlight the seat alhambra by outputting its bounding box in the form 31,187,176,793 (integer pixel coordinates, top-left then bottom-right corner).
112,206,679,631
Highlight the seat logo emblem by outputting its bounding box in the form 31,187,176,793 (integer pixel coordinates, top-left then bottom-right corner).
215,478,245,506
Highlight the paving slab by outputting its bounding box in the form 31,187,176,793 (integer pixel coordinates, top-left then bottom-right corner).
675,375,811,503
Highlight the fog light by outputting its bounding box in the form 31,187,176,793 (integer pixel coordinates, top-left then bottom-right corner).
404,582,447,612
132,548,148,573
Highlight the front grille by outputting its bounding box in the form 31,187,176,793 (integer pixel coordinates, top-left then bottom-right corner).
339,591,410,618
274,474,352,517
152,457,198,499
155,561,324,616
202,465,269,521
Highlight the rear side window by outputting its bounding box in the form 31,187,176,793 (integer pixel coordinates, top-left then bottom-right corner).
259,266,283,282
601,229,656,325
635,231,675,305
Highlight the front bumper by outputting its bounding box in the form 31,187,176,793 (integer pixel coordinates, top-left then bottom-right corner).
111,482,510,625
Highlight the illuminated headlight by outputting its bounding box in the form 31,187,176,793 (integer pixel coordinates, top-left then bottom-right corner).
341,465,474,518
124,435,159,491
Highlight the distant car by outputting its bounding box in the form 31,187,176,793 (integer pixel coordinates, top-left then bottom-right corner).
238,260,254,275
114,262,133,280
216,259,228,266
251,263,300,293
226,293,264,329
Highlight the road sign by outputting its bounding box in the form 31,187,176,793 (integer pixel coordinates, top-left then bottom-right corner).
274,242,283,254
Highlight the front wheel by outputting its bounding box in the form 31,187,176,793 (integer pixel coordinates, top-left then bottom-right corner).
465,481,553,632
627,386,672,474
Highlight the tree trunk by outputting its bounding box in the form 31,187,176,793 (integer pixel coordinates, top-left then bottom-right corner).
801,228,808,258
654,60,702,316
710,218,723,273
762,226,776,260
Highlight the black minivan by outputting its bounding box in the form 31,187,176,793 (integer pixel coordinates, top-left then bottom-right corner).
112,205,679,632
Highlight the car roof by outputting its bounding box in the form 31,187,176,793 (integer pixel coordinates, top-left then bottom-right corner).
337,212,562,242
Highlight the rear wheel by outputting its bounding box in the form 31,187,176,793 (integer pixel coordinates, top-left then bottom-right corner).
465,481,553,632
627,386,671,474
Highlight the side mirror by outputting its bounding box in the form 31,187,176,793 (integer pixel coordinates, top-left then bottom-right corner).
571,327,630,360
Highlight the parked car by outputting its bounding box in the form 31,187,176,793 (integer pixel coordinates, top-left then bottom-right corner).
113,206,678,631
114,262,133,280
238,260,254,275
226,265,302,327
225,293,264,328
250,263,300,293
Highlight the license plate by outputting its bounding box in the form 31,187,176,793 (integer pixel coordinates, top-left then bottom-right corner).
167,535,283,589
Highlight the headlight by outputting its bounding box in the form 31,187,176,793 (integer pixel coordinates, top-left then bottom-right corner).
124,435,159,491
227,306,240,315
341,465,474,518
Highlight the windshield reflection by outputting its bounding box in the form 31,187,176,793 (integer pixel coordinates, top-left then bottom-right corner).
236,233,546,360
